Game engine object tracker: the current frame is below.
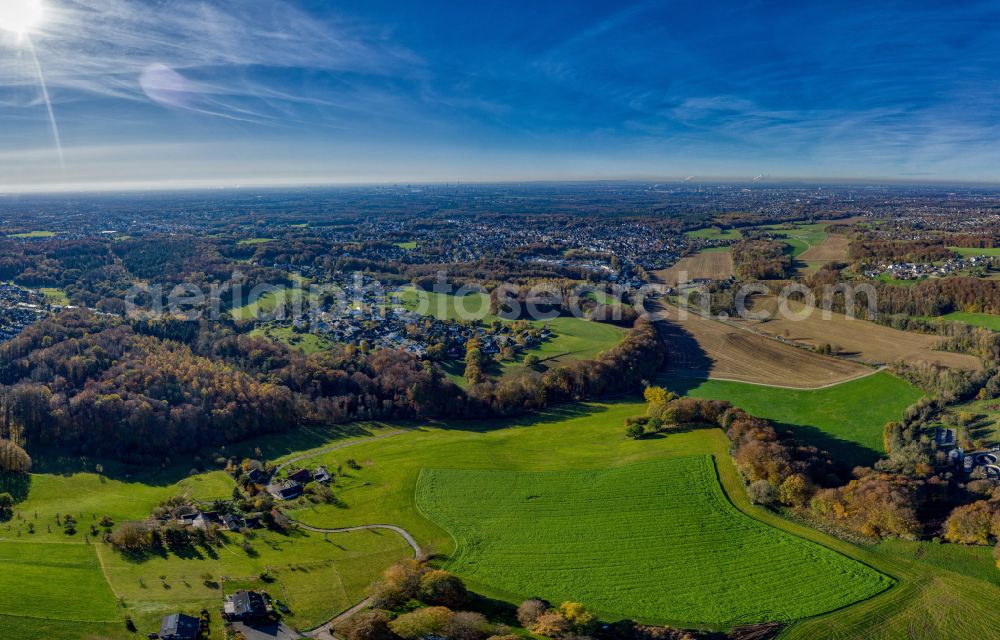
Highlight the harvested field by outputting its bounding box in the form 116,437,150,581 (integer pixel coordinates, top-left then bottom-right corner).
654,303,870,387
799,234,849,264
737,296,981,371
653,249,733,286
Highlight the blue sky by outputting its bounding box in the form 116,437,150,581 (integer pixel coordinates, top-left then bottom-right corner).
2,0,1000,191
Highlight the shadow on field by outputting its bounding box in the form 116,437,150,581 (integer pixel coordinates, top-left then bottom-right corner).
771,421,880,469
0,472,31,503
651,309,714,380
29,422,386,486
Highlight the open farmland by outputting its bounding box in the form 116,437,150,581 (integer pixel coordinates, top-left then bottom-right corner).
655,304,871,387
664,372,924,467
416,458,891,626
798,234,850,274
0,543,120,629
736,296,981,371
652,249,733,286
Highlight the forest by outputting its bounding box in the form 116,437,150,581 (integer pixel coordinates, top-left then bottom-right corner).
0,310,664,462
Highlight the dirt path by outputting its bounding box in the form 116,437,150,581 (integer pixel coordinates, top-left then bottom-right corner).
269,428,408,482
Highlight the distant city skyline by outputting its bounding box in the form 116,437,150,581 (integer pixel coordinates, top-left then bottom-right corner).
3,0,1000,192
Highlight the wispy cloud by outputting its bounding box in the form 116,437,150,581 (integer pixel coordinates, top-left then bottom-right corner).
0,0,419,121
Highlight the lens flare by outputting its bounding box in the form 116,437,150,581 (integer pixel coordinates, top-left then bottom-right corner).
0,0,45,37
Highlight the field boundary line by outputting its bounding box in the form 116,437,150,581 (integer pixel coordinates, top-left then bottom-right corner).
664,366,887,391
92,543,123,602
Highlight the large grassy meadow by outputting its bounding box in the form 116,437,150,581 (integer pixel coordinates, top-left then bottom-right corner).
416,458,891,626
664,372,923,467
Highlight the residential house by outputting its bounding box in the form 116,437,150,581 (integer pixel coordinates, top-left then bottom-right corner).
223,590,269,623
159,613,200,640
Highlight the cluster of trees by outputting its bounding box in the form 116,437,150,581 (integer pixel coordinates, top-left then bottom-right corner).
848,238,954,263
942,497,1000,550
338,560,506,640
811,470,924,538
0,439,31,474
625,386,730,439
516,599,598,638
731,239,791,280
470,319,667,417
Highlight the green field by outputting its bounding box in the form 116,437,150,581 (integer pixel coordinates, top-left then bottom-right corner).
280,401,1000,637
394,241,418,250
761,222,828,257
230,287,320,321
944,397,1000,448
948,246,1000,257
4,393,1000,638
417,459,891,626
39,287,69,305
685,227,742,240
394,286,625,368
0,542,119,623
249,325,335,354
663,372,924,467
0,424,415,639
8,230,57,238
236,237,274,246
923,311,1000,331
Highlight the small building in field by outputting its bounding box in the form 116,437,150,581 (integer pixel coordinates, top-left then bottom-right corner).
313,466,332,484
288,468,312,484
159,612,200,640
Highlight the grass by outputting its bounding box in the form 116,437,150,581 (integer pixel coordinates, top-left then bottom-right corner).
237,237,274,246
280,402,1000,638
921,311,1000,331
394,241,418,250
98,526,409,635
943,397,1000,448
0,542,119,623
948,246,1000,257
250,325,335,354
0,440,412,639
8,230,56,238
761,222,828,258
39,287,69,305
230,287,320,321
4,396,1000,638
662,372,924,467
416,458,891,626
394,286,625,370
876,273,921,286
685,227,742,240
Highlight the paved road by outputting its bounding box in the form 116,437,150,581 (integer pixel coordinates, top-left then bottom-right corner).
265,429,423,639
297,523,424,639
268,428,408,484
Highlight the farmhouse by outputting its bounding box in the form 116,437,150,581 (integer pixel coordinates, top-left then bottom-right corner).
313,466,332,484
223,590,269,623
158,612,200,640
267,480,303,501
287,468,312,484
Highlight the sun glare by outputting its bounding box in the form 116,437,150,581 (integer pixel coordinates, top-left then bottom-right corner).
0,0,45,37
